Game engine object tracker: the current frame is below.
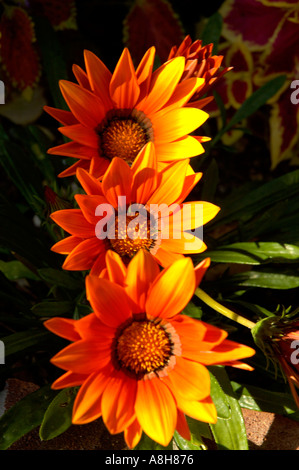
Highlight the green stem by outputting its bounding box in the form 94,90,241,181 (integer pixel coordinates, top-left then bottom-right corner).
195,288,256,329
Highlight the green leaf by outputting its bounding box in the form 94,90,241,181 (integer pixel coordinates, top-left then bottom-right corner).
232,268,299,290
39,387,78,440
2,329,51,356
187,415,213,441
213,75,286,145
0,385,57,450
174,430,207,450
209,366,248,450
31,300,74,317
212,169,299,227
73,303,92,320
0,260,39,281
232,382,299,421
38,268,83,290
174,415,212,450
201,12,223,54
182,300,203,319
198,242,299,265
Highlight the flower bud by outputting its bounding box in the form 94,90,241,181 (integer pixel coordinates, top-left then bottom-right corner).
168,35,232,104
252,315,299,407
44,186,73,214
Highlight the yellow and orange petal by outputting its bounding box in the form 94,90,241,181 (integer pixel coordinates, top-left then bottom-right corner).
45,47,209,177
50,143,220,275
44,251,255,448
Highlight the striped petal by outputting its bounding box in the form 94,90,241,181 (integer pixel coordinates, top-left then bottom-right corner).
101,370,137,434
59,80,106,127
131,142,158,204
195,258,211,286
84,49,113,110
147,160,188,206
50,209,95,237
109,48,140,109
72,64,91,90
44,317,80,341
76,168,103,196
153,247,185,268
75,194,109,225
135,377,177,447
75,313,114,341
174,172,203,204
59,124,99,148
138,57,185,115
146,257,195,318
176,410,191,441
155,135,205,162
62,238,105,271
195,339,255,365
177,396,217,424
165,356,210,401
105,250,127,286
124,419,143,449
58,159,91,178
44,106,78,126
90,250,108,277
51,235,82,254
51,371,88,390
102,158,132,208
86,276,131,327
51,340,112,375
125,249,160,312
162,77,205,113
47,141,97,160
152,107,208,144
136,46,155,98
160,235,207,255
72,368,113,424
89,155,110,178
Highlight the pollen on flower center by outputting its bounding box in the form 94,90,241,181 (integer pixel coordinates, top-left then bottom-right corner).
108,212,157,258
98,109,154,164
116,320,173,377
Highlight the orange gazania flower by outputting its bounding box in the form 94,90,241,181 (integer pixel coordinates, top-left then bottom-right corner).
167,35,233,107
44,46,209,177
50,142,220,274
44,250,255,448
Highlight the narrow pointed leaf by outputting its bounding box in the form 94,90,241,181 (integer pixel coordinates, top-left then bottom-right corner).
213,75,286,145
197,242,299,265
209,366,248,450
0,386,57,450
39,387,78,440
